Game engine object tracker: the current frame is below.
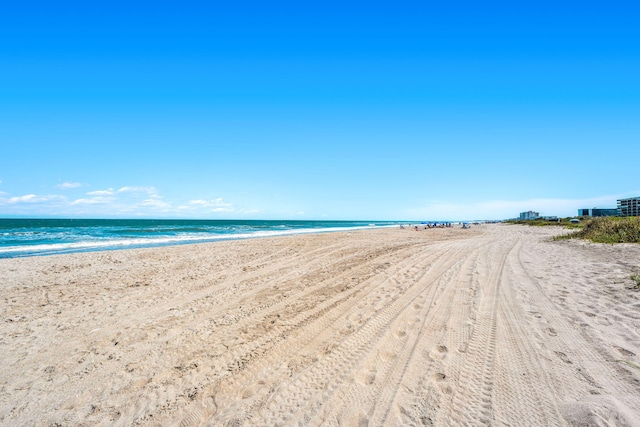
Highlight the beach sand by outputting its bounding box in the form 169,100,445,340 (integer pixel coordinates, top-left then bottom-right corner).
1,224,639,426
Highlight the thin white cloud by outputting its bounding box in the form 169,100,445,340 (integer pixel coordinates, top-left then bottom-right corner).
86,186,159,197
183,198,234,209
8,194,36,203
117,186,159,196
87,186,160,197
178,197,235,213
55,182,83,190
71,196,114,205
7,194,66,204
87,188,116,196
0,186,260,218
139,199,172,209
176,198,244,215
208,198,234,213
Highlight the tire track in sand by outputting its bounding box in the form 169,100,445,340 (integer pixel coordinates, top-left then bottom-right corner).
246,241,471,426
367,241,485,426
168,238,459,426
437,235,516,426
491,237,567,426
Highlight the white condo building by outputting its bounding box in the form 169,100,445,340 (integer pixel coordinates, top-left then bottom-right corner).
519,211,540,220
617,197,640,217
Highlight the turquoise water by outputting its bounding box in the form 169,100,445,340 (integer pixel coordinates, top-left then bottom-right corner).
0,219,401,258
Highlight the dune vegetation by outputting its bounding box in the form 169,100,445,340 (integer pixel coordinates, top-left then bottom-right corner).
506,218,582,228
554,216,640,244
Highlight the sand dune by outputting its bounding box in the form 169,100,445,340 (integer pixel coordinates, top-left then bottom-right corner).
1,224,639,426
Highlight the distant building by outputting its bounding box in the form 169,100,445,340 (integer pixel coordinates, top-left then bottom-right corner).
519,211,539,220
578,208,619,217
617,197,640,217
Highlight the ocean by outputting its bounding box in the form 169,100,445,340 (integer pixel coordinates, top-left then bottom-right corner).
0,219,401,259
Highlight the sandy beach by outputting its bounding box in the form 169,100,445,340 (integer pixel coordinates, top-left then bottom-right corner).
1,224,639,426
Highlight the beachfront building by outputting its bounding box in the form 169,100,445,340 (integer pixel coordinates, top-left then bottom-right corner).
519,211,539,220
578,208,619,217
617,197,640,217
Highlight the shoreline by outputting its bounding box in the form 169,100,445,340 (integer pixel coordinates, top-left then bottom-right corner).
1,224,639,425
0,221,403,259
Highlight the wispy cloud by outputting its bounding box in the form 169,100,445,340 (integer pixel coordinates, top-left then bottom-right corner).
0,181,263,217
0,194,68,217
7,194,66,204
194,198,232,207
0,185,173,216
174,198,262,216
182,199,209,207
87,188,116,196
139,199,172,209
87,186,159,197
118,186,159,196
70,196,114,205
74,186,171,213
55,182,84,190
178,198,234,213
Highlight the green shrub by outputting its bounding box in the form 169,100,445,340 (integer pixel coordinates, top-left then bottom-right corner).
555,217,640,244
507,218,582,228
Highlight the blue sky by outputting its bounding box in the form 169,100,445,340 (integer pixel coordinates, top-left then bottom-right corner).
1,1,639,220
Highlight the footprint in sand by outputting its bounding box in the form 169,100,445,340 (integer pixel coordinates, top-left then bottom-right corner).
554,351,573,364
429,345,448,360
358,369,377,385
614,345,636,357
433,373,446,381
241,381,265,399
381,350,397,362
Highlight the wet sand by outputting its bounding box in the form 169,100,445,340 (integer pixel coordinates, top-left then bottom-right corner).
1,224,639,426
